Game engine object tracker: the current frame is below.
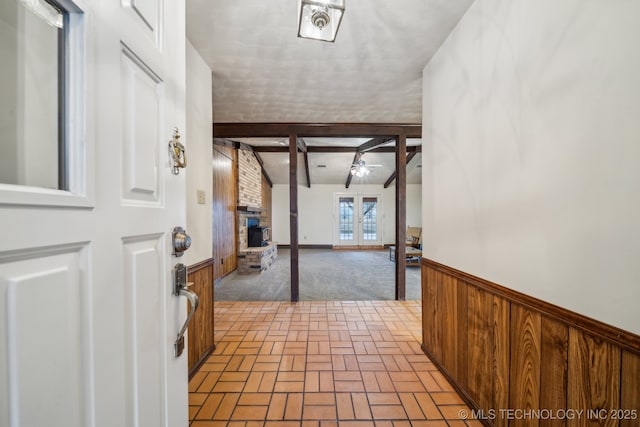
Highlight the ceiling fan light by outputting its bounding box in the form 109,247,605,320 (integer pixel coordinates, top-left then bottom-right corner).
298,0,345,42
350,158,371,178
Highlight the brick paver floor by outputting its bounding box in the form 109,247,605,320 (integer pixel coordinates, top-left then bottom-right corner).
189,300,480,427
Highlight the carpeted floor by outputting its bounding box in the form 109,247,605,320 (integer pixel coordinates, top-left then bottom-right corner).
215,249,422,301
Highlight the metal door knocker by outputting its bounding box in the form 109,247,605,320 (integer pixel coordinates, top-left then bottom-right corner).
168,127,187,175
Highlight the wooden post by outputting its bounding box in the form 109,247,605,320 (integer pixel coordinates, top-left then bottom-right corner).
289,133,299,302
395,134,407,300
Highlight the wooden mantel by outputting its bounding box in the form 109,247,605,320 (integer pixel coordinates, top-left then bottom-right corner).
236,205,266,213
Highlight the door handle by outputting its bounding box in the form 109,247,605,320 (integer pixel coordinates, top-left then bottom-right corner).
173,263,199,357
175,288,199,358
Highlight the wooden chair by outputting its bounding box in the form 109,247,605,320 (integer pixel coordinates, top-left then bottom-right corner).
406,226,422,249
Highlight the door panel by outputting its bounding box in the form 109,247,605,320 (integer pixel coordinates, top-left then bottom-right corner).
120,46,163,205
0,244,90,427
122,235,165,427
128,0,159,34
0,0,187,426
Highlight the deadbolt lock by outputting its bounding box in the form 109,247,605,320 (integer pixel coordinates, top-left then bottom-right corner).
172,226,191,257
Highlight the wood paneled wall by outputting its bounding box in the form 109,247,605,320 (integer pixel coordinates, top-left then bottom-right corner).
212,145,237,281
422,258,640,427
261,174,272,228
187,259,215,376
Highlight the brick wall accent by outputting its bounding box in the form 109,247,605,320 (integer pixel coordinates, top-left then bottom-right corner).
238,149,262,207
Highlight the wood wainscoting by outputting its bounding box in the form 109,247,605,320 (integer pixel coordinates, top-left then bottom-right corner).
421,258,640,427
187,258,215,377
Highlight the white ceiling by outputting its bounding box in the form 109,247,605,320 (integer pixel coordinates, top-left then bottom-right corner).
186,0,474,184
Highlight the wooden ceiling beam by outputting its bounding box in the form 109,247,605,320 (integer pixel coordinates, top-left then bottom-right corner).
252,145,421,153
252,146,297,153
357,137,394,153
214,138,275,188
297,137,308,153
212,137,237,149
253,151,273,188
303,151,311,188
383,151,418,189
343,137,393,188
215,135,421,189
293,137,311,187
213,123,422,138
345,152,362,189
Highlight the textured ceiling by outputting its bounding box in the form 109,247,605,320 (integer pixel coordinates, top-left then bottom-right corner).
187,1,472,184
186,0,474,123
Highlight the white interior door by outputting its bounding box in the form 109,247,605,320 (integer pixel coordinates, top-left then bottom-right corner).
0,1,188,426
334,194,383,247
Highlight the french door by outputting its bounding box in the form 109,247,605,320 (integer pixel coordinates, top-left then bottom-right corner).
335,194,383,247
0,1,188,427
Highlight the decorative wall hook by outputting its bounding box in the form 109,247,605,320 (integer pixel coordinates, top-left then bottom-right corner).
168,127,187,175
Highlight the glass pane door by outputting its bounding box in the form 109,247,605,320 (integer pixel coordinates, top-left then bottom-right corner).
335,194,382,246
338,196,356,244
361,197,378,243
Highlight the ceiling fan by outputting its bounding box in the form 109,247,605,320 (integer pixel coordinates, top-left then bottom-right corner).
350,159,382,177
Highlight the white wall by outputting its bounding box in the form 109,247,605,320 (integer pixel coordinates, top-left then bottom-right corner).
272,184,422,245
422,0,640,334
184,40,213,265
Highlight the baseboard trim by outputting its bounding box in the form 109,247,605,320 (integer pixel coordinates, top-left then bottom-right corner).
214,268,236,286
332,245,385,251
421,343,493,427
277,244,333,249
188,344,216,379
421,257,640,353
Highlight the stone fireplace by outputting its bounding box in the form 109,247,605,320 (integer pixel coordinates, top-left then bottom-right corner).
236,149,276,274
237,207,277,274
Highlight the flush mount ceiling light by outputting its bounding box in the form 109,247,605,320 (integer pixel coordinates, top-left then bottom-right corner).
298,0,345,42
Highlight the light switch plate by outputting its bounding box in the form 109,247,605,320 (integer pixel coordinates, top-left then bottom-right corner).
197,190,206,204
